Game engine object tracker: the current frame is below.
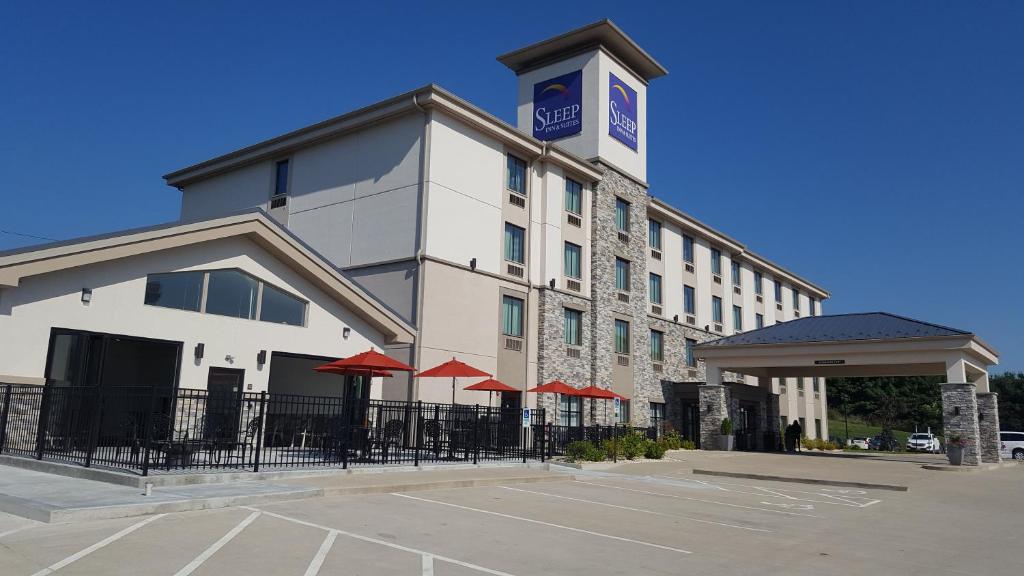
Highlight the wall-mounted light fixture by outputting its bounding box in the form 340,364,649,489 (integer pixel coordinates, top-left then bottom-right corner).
549,278,556,289
194,343,205,361
953,406,960,416
979,411,985,421
469,258,477,271
704,325,710,332
225,355,235,364
342,327,351,340
81,288,92,304
257,350,267,365
673,315,679,323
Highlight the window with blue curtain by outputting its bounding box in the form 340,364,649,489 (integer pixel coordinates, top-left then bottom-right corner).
274,159,289,197
560,395,581,427
564,242,581,279
756,313,764,329
775,280,783,303
711,248,722,275
501,295,523,337
809,297,817,316
685,338,697,367
712,296,723,323
683,235,694,263
649,273,662,304
563,308,582,346
615,198,630,232
731,260,741,286
504,223,525,264
733,305,743,331
684,284,695,314
507,154,526,194
792,288,800,310
754,271,763,295
615,258,630,291
564,178,582,214
648,219,661,250
614,319,630,354
650,330,664,361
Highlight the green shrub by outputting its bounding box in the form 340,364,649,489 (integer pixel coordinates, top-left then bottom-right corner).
660,431,683,450
644,439,667,459
720,418,734,435
620,431,647,460
565,440,605,462
600,438,621,459
680,439,697,450
801,437,814,450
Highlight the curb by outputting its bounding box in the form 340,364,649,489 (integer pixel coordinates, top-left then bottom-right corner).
921,461,1017,472
320,473,574,496
690,469,910,492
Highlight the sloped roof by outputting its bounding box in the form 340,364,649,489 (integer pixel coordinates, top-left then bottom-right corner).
698,313,971,348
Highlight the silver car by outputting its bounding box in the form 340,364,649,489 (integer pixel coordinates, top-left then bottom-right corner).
907,433,941,453
1001,432,1024,461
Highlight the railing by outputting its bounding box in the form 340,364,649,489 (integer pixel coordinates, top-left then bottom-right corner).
0,383,549,476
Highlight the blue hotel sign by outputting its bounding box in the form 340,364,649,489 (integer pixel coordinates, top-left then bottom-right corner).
608,73,638,150
533,70,582,141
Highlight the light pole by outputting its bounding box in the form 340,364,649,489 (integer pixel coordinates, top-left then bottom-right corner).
842,392,850,444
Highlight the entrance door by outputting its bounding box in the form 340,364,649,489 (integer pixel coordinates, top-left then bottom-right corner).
500,392,521,411
681,401,700,449
205,368,244,444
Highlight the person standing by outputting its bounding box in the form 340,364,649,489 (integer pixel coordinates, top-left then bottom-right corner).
792,419,803,452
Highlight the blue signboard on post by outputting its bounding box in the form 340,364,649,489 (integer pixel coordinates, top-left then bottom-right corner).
533,70,583,141
608,73,638,150
522,408,531,428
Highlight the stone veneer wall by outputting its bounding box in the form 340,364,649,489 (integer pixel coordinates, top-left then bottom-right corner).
589,163,655,427
649,316,710,432
699,384,732,449
941,383,981,466
536,289,592,424
976,392,1001,464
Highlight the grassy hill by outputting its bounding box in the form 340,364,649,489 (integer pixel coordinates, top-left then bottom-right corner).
829,414,924,447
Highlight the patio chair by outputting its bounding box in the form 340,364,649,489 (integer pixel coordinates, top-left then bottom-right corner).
376,419,404,462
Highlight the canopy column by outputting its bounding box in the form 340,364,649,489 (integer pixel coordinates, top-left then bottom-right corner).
941,383,981,466
976,392,1001,463
699,384,730,450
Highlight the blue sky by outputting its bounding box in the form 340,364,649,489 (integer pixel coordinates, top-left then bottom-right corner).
1,2,1021,371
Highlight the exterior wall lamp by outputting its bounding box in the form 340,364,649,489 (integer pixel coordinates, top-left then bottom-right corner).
342,327,351,339
470,258,477,271
257,350,267,366
549,279,556,289
194,343,204,361
80,288,92,304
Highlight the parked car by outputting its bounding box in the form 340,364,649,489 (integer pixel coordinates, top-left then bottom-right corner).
848,437,870,450
1000,431,1024,461
906,432,941,453
870,434,900,451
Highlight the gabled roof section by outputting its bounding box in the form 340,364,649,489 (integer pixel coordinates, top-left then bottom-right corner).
697,313,972,348
497,20,668,81
0,211,416,345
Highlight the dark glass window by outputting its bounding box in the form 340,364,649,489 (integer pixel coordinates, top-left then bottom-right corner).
685,338,697,367
260,284,306,326
274,159,290,197
650,330,664,361
711,248,722,275
684,284,696,314
683,235,694,263
205,270,259,320
564,178,582,214
648,219,662,250
144,271,203,312
507,155,527,194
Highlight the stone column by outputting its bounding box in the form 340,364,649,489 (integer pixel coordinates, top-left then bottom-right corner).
941,383,981,466
976,392,1001,464
699,384,730,450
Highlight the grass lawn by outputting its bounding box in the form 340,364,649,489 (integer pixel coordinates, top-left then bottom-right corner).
829,416,921,447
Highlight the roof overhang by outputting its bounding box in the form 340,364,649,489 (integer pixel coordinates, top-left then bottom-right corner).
0,212,416,345
497,20,668,81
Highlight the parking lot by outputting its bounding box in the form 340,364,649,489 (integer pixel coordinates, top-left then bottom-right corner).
0,455,1021,575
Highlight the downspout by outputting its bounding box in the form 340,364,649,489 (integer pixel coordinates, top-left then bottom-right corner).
524,143,544,416
411,93,431,402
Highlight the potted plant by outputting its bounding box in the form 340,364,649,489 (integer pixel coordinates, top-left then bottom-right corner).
719,417,735,451
947,435,966,465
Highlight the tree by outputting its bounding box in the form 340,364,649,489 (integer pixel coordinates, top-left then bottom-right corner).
991,372,1024,431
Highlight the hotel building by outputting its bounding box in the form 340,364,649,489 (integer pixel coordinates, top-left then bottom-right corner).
162,21,831,446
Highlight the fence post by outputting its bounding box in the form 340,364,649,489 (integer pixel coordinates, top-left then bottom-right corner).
472,404,479,465
35,384,53,460
522,414,527,464
539,408,546,463
84,387,103,469
0,384,12,454
140,384,158,477
414,401,422,467
252,391,267,473
613,423,618,463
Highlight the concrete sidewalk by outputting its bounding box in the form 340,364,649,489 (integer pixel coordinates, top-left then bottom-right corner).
0,464,572,523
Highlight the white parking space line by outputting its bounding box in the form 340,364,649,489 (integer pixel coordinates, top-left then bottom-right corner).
173,511,261,576
0,522,38,540
500,486,771,533
303,530,338,576
246,507,517,576
574,480,823,518
391,492,692,554
422,554,434,576
688,478,883,508
29,514,166,576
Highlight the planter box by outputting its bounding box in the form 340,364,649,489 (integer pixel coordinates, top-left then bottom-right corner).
718,435,735,451
947,445,964,466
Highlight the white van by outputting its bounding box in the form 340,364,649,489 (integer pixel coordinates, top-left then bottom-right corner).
1000,432,1024,461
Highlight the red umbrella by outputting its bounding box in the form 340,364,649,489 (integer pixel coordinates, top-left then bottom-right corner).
577,385,627,424
315,367,395,378
314,349,416,374
526,380,581,395
464,378,519,408
416,357,491,404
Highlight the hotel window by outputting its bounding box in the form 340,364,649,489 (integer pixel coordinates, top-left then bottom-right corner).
731,260,741,286
618,400,631,424
685,338,697,367
711,248,722,276
615,198,630,232
564,242,582,279
774,280,783,303
754,271,763,295
792,289,800,310
682,235,694,264
560,395,582,427
564,308,582,346
145,269,307,326
506,154,527,195
809,297,817,316
813,377,820,393
712,296,723,323
683,284,696,314
144,271,204,312
648,219,662,250
615,258,630,291
797,377,805,391
614,319,630,355
733,305,743,331
649,273,662,305
815,419,822,439
205,269,260,320
273,159,290,197
756,313,764,329
650,329,664,362
501,295,524,338
260,283,307,326
503,223,525,264
649,402,666,429
564,178,582,214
